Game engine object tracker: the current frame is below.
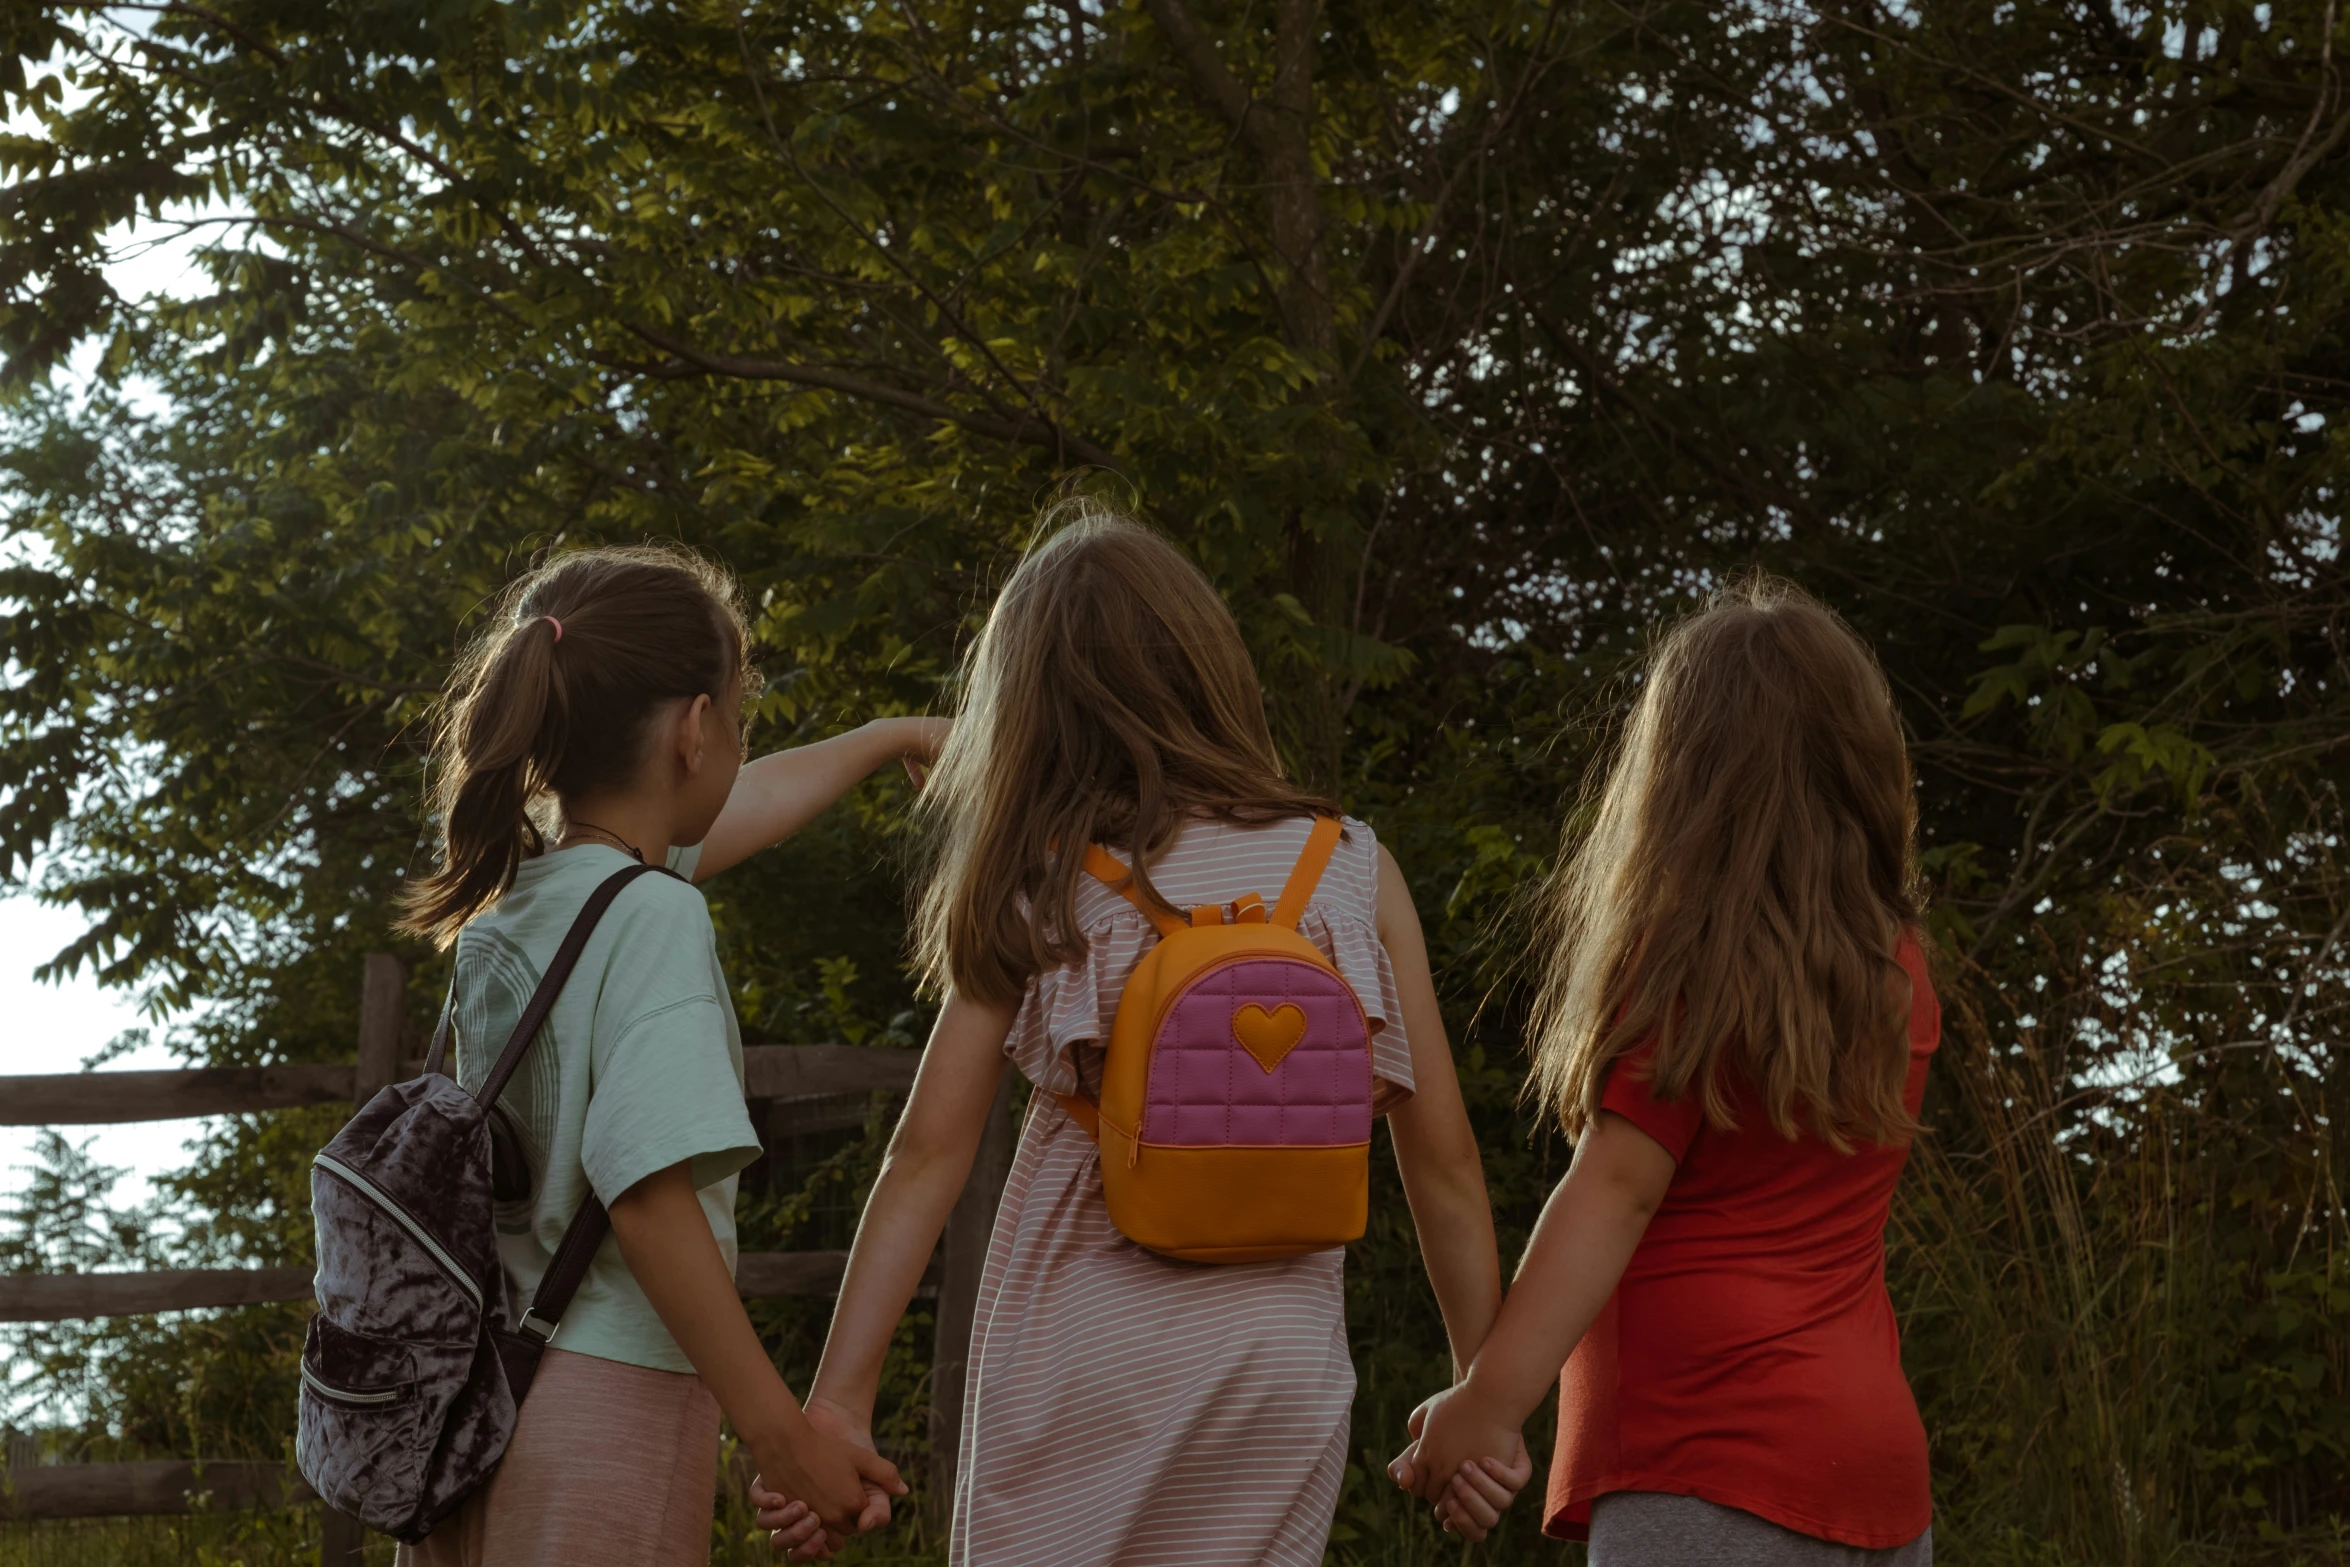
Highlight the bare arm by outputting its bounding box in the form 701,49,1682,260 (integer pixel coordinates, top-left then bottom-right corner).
1375,845,1503,1375
607,1163,903,1536
1393,1110,1677,1511
689,717,946,881
809,993,1015,1432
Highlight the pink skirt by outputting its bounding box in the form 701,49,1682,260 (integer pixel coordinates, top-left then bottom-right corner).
398,1347,720,1567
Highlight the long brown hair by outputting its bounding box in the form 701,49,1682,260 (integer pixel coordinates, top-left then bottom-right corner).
398,544,753,947
914,503,1332,1006
1526,573,1923,1149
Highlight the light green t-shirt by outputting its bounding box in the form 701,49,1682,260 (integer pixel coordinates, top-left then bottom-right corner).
444,841,760,1374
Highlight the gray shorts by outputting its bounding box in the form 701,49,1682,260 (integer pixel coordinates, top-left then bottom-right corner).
1589,1492,1933,1566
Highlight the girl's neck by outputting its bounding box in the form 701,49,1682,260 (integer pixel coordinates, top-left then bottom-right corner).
555,793,675,863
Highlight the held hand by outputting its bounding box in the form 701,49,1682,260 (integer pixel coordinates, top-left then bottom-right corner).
1434,1439,1535,1542
750,1420,882,1541
1388,1381,1524,1508
1387,1389,1443,1495
804,1394,906,1535
747,1483,837,1561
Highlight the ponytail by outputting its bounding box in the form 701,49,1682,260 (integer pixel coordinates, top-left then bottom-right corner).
399,545,753,947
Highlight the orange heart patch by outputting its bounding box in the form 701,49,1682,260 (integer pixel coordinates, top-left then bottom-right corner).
1233,1003,1309,1073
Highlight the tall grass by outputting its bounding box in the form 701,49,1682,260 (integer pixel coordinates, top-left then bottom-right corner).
0,1507,337,1567
0,1436,1558,1567
1893,978,2350,1566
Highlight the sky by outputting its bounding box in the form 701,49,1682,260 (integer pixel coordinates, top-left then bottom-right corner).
1,897,202,1210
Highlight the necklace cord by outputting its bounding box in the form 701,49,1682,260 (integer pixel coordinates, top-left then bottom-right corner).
558,817,645,864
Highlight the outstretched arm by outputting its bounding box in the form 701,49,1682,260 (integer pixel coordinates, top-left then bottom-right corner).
690,717,946,882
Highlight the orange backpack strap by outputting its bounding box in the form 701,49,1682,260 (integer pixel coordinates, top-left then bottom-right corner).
1269,815,1344,930
1055,1092,1102,1139
1084,844,1187,939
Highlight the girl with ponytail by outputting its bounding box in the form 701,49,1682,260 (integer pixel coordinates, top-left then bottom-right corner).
395,545,937,1567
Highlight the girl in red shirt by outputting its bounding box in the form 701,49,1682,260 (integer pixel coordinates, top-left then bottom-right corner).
1394,574,1939,1563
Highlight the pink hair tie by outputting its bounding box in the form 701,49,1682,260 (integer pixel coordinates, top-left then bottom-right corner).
540,615,563,643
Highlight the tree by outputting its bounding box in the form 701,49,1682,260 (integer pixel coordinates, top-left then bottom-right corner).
5,1,2349,1557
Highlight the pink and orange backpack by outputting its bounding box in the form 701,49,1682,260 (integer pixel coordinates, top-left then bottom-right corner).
1056,816,1375,1263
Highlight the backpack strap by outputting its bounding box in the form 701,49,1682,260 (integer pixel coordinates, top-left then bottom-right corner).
1269,816,1344,930
474,862,670,1106
517,1196,610,1346
424,996,455,1078
1062,843,1188,1144
467,860,674,1347
1083,844,1187,939
1050,1092,1140,1167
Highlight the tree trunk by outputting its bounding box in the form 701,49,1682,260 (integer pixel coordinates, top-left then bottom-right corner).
1144,0,1352,790
1266,0,1350,793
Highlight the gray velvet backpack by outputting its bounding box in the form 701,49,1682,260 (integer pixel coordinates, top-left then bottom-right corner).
295,862,668,1541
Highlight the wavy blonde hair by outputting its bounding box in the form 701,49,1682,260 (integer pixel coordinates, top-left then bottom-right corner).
914,503,1332,1006
1527,573,1923,1149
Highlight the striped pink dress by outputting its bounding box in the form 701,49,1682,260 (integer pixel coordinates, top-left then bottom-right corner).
953,815,1414,1566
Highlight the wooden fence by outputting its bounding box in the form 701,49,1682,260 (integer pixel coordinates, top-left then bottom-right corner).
0,954,1010,1561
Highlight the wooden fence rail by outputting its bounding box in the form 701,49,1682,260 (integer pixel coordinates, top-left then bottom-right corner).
0,1268,319,1322
0,953,1001,1563
1,1460,315,1522
0,1252,941,1323
0,1046,919,1127
0,1065,369,1126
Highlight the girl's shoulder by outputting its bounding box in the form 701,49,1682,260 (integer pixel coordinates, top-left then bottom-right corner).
1894,927,1942,1054
461,847,713,964
1071,812,1381,927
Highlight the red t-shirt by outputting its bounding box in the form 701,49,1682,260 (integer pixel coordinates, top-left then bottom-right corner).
1543,936,1940,1549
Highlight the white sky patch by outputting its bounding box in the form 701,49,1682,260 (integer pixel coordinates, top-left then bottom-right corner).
9,30,229,414
0,896,202,1208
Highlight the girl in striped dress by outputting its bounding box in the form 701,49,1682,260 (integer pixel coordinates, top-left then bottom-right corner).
764,507,1508,1564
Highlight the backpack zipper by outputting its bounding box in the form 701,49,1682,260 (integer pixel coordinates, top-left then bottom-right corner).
312,1153,485,1311
300,1363,406,1407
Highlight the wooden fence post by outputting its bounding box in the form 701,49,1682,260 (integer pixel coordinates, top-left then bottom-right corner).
927,1075,1015,1533
354,952,406,1104
322,953,404,1567
319,1497,367,1564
